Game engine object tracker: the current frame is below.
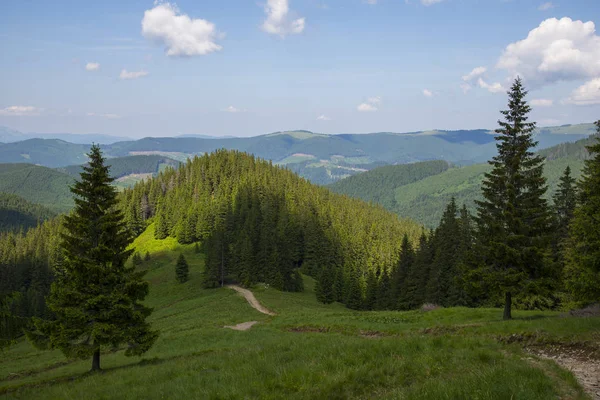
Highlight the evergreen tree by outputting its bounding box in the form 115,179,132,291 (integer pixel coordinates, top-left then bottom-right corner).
553,166,577,245
176,254,190,283
144,251,151,262
394,234,414,310
474,78,553,320
132,252,143,266
26,145,157,371
564,121,600,306
316,266,335,304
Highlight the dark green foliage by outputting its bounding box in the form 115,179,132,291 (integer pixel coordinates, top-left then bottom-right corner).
194,242,200,254
176,254,189,283
553,166,577,245
394,235,415,309
473,78,553,320
119,150,422,307
0,193,56,232
316,266,335,304
132,252,143,266
564,121,600,306
26,145,157,371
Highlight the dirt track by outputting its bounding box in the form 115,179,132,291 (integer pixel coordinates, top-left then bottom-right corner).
226,285,276,316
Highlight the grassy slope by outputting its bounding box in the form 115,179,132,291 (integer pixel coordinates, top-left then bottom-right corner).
1,224,598,399
0,164,74,214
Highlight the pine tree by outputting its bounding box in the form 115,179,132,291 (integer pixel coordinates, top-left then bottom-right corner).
395,234,415,310
564,121,600,306
553,166,577,245
176,254,189,283
316,266,335,304
144,251,151,262
474,78,553,320
26,145,157,371
132,252,143,266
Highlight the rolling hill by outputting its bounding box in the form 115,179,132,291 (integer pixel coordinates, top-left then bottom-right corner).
330,134,597,227
0,164,74,213
0,193,56,232
0,123,594,184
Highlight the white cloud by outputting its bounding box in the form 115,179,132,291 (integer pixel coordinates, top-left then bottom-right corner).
462,66,487,82
538,2,554,11
262,0,305,37
142,2,222,57
317,114,331,120
497,17,600,87
85,62,100,71
0,106,40,116
531,98,554,107
87,112,120,119
460,83,472,94
357,103,377,112
119,69,149,80
477,78,505,93
421,0,444,5
357,96,381,112
564,78,600,105
223,106,245,113
423,89,433,97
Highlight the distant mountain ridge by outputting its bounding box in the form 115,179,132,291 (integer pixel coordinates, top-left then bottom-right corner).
0,123,595,184
0,126,129,145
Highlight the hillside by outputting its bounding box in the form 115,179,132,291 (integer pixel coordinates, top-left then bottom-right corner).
0,124,594,184
330,134,596,227
0,126,128,144
1,227,598,398
0,164,74,213
0,193,55,232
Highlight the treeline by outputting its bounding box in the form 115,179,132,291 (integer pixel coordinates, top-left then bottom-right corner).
0,193,56,232
120,150,424,296
0,218,62,345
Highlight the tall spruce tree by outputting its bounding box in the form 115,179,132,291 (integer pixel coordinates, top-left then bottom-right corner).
564,121,600,306
474,78,552,320
26,145,158,371
553,166,577,245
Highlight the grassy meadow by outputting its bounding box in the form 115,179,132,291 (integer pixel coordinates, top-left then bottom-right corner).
1,224,598,399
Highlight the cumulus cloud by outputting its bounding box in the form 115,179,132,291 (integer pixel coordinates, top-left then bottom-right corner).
0,106,40,116
531,98,554,107
223,106,245,113
262,0,305,37
477,78,505,93
85,62,100,71
317,114,331,120
564,78,600,105
497,17,600,87
119,69,149,80
538,2,554,11
462,66,487,82
357,96,381,112
423,89,433,97
142,2,222,57
421,0,444,5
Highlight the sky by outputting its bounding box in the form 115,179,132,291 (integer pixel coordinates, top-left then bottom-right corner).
0,0,599,138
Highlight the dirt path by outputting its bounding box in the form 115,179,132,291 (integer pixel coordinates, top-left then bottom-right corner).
533,349,600,399
224,321,258,331
226,285,277,316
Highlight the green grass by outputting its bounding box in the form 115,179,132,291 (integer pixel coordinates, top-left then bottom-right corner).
1,225,597,399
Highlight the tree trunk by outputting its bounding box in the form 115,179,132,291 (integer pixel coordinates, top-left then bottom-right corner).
91,348,101,371
503,291,512,320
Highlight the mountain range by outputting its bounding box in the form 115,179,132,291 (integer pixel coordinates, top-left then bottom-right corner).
0,123,595,184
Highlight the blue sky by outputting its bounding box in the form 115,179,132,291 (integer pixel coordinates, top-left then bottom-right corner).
1,0,599,138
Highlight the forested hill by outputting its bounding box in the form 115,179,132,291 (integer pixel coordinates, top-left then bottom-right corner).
0,164,74,213
120,150,423,295
0,123,594,184
0,193,55,232
330,133,597,227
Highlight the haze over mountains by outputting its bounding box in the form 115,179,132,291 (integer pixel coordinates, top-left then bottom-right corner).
0,123,595,184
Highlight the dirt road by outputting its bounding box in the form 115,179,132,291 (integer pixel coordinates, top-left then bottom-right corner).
226,285,277,316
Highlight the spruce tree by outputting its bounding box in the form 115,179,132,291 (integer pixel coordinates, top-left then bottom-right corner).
553,166,577,244
316,266,335,304
176,254,190,283
564,121,600,305
26,145,157,371
394,234,414,310
144,251,151,262
474,78,552,320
